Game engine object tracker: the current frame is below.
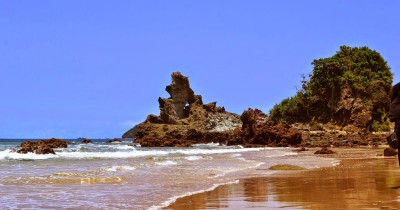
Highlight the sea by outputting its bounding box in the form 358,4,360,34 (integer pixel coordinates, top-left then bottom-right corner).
0,139,339,209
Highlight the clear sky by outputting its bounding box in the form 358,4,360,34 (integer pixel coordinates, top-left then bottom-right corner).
1,1,399,138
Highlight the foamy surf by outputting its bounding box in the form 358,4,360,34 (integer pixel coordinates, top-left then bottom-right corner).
105,165,136,172
0,146,272,161
155,160,178,166
184,155,203,161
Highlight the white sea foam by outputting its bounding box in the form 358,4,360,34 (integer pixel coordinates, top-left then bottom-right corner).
0,150,57,160
156,160,178,166
193,142,221,147
155,160,178,166
0,146,286,161
68,144,136,151
184,156,203,161
209,161,265,178
148,180,240,210
105,165,136,172
0,150,10,160
331,160,341,166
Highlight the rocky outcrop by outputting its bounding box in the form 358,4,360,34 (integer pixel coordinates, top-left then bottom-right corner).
17,138,69,154
236,108,302,146
123,72,242,141
124,72,303,147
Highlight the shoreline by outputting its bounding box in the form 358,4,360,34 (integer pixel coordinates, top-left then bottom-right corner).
165,147,400,209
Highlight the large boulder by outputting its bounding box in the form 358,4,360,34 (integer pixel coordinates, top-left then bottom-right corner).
384,148,398,157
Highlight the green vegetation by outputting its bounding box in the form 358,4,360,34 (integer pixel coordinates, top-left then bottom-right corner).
269,46,393,131
269,164,306,170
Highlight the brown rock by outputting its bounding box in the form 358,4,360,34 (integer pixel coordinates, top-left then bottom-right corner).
107,138,122,143
35,146,56,155
203,102,225,113
124,72,242,146
145,114,164,124
158,97,179,124
334,84,372,129
293,147,307,152
17,138,69,154
124,73,302,147
314,147,335,154
239,108,302,146
384,148,398,156
81,138,92,144
165,72,196,119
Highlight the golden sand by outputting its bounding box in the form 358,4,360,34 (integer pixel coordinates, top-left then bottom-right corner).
167,147,400,209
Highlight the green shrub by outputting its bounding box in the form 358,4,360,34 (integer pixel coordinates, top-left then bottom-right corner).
371,120,390,132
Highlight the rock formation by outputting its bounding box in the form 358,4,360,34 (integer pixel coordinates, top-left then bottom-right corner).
165,72,197,119
17,138,70,155
237,108,302,146
383,148,398,157
81,138,92,144
333,85,373,129
123,72,242,141
107,138,122,143
123,72,302,147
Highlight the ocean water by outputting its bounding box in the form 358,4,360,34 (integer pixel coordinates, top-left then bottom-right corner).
0,139,338,209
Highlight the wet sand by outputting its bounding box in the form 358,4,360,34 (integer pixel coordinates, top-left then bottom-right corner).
167,148,400,209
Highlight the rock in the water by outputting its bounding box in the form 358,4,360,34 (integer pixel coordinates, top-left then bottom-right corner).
107,138,122,143
384,148,398,156
17,138,69,154
81,138,92,144
35,146,56,155
314,147,335,154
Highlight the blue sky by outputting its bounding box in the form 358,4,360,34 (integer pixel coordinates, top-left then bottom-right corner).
1,1,399,138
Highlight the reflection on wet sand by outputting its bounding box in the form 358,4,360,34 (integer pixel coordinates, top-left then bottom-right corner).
168,157,400,209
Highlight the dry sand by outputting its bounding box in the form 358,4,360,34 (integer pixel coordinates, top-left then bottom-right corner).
166,147,400,210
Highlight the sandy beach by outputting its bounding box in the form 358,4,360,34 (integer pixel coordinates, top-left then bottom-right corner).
167,147,400,210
